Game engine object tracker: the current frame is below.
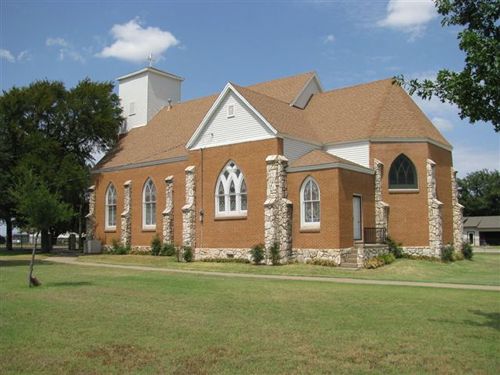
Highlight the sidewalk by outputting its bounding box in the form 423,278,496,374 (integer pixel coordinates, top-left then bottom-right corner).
45,256,500,292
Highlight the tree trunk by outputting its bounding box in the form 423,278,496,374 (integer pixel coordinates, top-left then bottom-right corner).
6,217,13,251
40,230,52,252
28,233,40,287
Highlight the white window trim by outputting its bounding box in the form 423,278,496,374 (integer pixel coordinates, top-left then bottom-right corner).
300,177,320,230
142,178,157,230
105,184,117,231
227,104,235,118
215,161,247,218
129,102,136,117
353,194,363,241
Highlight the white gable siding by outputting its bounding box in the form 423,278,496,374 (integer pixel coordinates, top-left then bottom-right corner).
119,72,149,131
190,91,275,149
283,138,320,162
292,78,322,109
326,141,370,168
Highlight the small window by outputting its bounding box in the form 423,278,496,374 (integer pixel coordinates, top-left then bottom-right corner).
389,154,418,189
215,161,247,217
300,177,320,229
142,178,156,229
105,184,117,230
129,102,135,116
227,104,235,118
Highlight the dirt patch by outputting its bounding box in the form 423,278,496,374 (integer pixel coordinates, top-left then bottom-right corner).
83,344,159,371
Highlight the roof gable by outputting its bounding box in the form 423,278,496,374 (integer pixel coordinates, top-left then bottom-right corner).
186,83,277,150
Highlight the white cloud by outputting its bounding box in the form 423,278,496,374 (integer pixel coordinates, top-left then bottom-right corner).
0,49,15,63
324,34,335,44
377,0,437,38
453,145,500,177
46,37,86,63
46,37,68,47
98,19,179,63
432,117,454,132
17,50,31,62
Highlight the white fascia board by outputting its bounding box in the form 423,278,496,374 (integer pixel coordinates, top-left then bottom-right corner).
190,135,275,151
290,72,324,107
287,162,375,175
281,134,323,147
186,83,278,149
370,137,453,151
117,67,184,82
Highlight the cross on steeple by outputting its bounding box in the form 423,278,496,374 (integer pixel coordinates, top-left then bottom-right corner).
148,53,153,67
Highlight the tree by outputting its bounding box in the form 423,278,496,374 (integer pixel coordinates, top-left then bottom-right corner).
0,79,123,251
458,169,500,216
397,0,499,131
10,169,72,287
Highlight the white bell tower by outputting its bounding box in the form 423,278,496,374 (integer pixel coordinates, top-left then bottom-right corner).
117,66,184,133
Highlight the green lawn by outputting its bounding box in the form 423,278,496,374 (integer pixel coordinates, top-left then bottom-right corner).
74,252,500,286
1,254,499,374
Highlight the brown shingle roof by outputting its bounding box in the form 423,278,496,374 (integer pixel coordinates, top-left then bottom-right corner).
289,150,364,169
96,73,451,171
247,71,315,104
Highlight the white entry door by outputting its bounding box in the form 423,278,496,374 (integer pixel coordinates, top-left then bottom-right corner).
353,195,362,241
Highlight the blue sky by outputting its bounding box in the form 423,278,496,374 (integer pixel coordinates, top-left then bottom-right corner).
1,0,499,177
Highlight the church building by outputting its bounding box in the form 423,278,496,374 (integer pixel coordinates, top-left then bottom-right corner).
86,67,464,266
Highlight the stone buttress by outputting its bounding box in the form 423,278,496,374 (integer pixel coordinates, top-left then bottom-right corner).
121,180,132,247
162,176,174,244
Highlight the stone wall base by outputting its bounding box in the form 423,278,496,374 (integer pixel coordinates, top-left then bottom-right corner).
357,245,389,266
402,246,440,258
195,248,252,261
292,248,352,265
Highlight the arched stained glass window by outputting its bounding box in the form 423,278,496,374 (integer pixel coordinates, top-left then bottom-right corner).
105,184,117,229
300,177,320,228
143,178,157,228
389,154,418,189
215,161,247,216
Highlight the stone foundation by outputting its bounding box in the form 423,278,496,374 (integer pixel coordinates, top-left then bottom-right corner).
356,244,389,266
291,248,352,265
401,246,435,257
195,248,252,261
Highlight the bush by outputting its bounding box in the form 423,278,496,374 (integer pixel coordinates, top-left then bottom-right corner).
462,242,474,260
306,259,338,267
250,244,265,265
441,244,455,262
150,235,162,256
386,236,403,258
161,243,176,256
270,242,281,265
110,238,129,255
183,246,193,262
364,253,395,269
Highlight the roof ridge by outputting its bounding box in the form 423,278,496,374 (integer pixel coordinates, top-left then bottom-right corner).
369,79,395,138
247,71,315,87
318,77,394,96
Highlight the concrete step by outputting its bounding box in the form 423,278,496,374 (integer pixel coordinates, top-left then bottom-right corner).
340,262,360,269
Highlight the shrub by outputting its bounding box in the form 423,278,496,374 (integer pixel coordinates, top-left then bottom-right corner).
462,242,474,260
270,242,281,265
306,259,338,267
250,244,265,265
441,244,455,262
150,235,162,256
161,243,176,256
183,246,193,262
110,238,129,255
380,253,396,264
386,236,403,258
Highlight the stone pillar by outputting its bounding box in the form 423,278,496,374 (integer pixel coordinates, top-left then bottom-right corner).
162,176,174,244
182,166,196,250
264,155,292,264
374,159,389,242
121,180,132,248
451,168,464,251
85,185,96,240
426,160,443,257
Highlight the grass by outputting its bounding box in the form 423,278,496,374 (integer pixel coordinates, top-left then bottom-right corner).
72,252,500,286
0,253,499,374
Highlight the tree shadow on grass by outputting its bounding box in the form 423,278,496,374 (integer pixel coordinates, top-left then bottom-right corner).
0,259,51,267
47,281,93,287
429,310,500,331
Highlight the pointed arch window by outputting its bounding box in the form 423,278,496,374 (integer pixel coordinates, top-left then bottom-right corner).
215,161,247,217
389,154,418,189
105,184,117,230
143,178,157,229
300,177,320,229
